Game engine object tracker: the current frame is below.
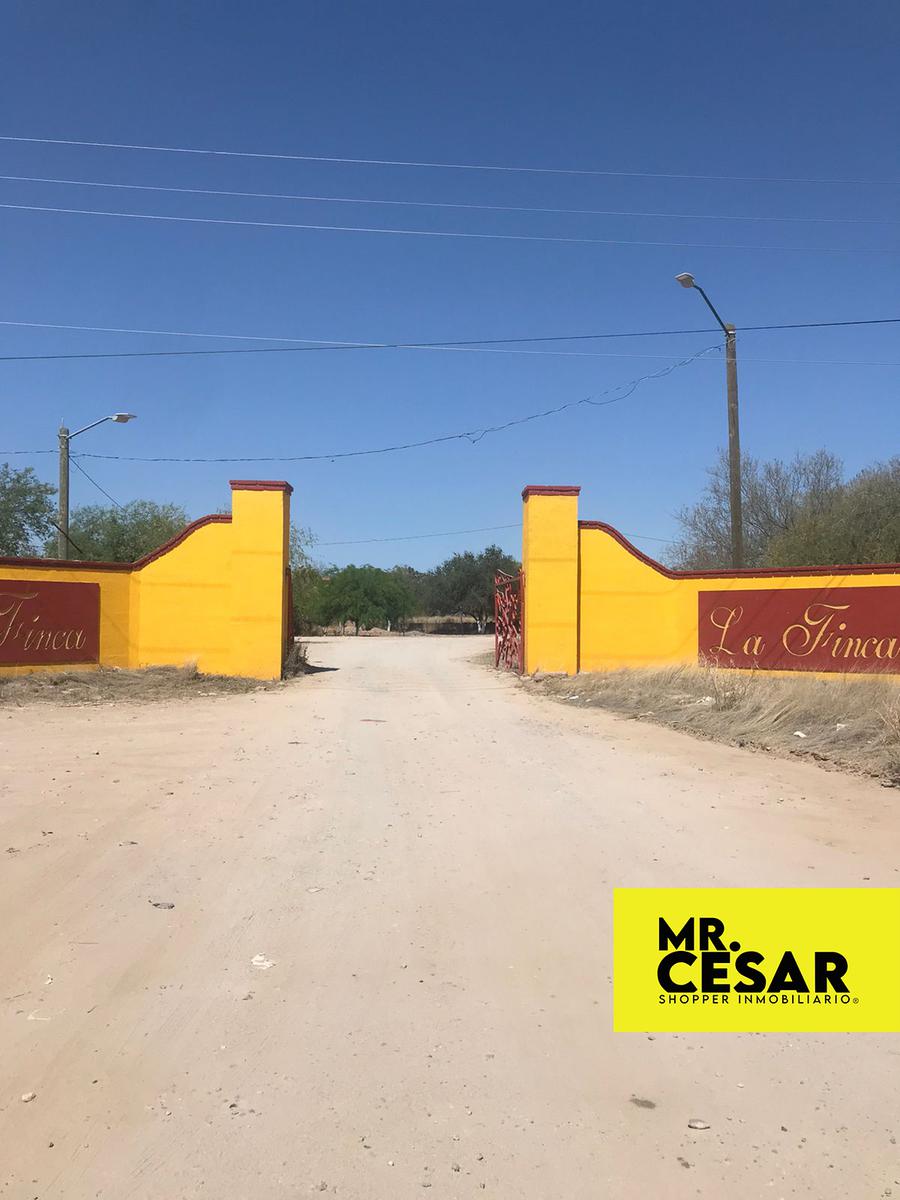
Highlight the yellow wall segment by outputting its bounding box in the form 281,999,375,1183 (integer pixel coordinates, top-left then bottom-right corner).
0,480,292,680
578,526,900,674
521,487,580,674
227,486,291,681
135,519,235,673
520,487,900,678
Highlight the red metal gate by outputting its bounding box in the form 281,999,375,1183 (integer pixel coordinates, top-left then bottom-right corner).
494,570,524,672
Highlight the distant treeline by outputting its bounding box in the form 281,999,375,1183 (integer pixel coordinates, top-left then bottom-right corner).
292,542,519,635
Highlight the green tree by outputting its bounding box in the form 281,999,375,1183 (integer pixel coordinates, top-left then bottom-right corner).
390,564,430,614
381,571,418,631
765,457,900,567
671,449,844,569
289,523,317,570
0,464,56,555
314,564,415,633
51,500,189,562
429,544,520,632
289,524,331,634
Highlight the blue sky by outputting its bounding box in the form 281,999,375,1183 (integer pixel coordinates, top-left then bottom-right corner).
2,1,898,568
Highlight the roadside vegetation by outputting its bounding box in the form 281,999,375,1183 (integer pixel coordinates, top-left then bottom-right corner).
0,464,191,561
528,665,900,784
0,464,56,555
671,450,900,569
0,664,282,706
54,500,189,561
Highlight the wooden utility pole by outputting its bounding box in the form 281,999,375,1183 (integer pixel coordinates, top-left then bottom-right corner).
675,274,744,569
58,424,70,559
724,324,743,568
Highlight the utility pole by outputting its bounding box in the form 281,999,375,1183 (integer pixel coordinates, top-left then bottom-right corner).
675,273,744,568
724,323,743,569
58,424,70,559
55,413,138,560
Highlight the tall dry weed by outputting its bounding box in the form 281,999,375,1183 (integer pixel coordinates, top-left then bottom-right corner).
530,664,900,783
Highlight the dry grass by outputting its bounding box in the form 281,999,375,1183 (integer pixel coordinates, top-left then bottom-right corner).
526,665,900,784
0,663,283,707
0,638,318,707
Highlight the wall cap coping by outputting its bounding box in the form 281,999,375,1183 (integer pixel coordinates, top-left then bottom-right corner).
578,520,900,579
522,485,581,500
229,479,294,494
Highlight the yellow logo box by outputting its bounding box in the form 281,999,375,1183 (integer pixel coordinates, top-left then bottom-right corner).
613,888,900,1032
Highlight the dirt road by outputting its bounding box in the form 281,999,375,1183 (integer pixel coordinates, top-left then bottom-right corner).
2,637,898,1198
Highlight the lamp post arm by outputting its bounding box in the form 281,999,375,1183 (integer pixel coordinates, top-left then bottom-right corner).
692,285,729,335
68,415,113,441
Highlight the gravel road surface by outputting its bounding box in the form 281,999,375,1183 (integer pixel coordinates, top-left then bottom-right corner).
2,636,898,1198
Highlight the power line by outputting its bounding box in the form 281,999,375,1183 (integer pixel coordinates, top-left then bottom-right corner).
319,523,519,546
69,455,124,508
1,344,895,369
0,318,732,366
0,344,704,364
2,202,896,255
0,316,725,347
0,316,898,365
318,523,672,547
6,315,900,342
0,344,721,464
1,134,898,187
2,173,896,225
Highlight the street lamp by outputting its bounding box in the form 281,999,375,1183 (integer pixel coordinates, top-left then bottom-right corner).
57,413,137,558
675,273,743,568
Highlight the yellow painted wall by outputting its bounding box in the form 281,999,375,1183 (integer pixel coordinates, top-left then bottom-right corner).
521,486,580,674
227,485,291,681
520,487,900,678
579,525,900,675
0,480,292,680
134,518,235,673
0,562,134,673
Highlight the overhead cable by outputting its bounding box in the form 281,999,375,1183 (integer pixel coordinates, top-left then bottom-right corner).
1,134,897,186
1,202,895,254
2,345,720,463
1,173,896,224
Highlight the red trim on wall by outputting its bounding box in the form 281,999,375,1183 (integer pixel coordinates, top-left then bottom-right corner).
578,521,900,579
0,555,129,573
522,485,581,500
0,513,232,574
132,514,232,568
229,479,294,494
